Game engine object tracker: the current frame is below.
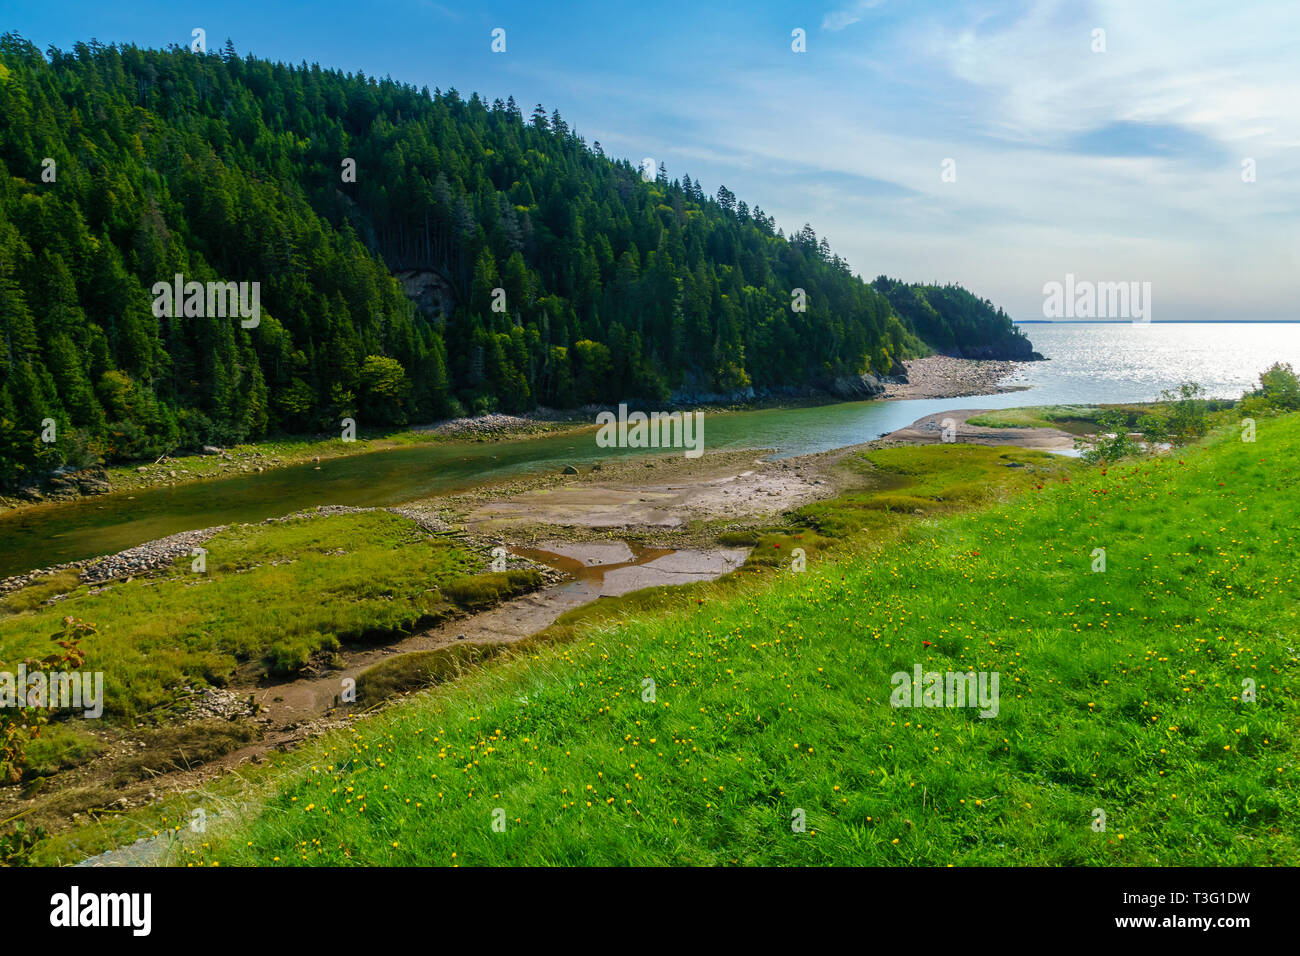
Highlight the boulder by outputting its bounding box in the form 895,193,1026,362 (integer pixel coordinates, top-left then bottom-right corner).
829,372,886,400
76,472,110,494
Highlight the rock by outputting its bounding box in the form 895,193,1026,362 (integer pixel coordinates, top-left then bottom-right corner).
561,465,579,475
829,372,886,400
200,445,223,456
136,466,148,473
168,470,177,478
959,338,1044,361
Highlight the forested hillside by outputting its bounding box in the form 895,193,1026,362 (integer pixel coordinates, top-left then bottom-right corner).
0,35,1034,489
872,277,1041,361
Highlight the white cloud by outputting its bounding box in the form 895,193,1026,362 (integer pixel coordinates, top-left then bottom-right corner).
821,1,885,32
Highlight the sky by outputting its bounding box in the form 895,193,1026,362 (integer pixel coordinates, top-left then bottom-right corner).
5,0,1298,322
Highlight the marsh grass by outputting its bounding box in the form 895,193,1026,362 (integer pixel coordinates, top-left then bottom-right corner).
966,405,1103,430
0,511,492,719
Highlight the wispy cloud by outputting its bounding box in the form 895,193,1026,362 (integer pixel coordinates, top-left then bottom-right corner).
821,0,886,32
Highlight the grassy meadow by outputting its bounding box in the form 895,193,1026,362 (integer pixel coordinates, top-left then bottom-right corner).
165,413,1296,866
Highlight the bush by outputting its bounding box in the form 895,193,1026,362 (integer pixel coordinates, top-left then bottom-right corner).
1158,381,1209,443
1243,362,1300,413
0,617,93,784
1137,413,1169,444
1076,410,1142,463
0,822,45,866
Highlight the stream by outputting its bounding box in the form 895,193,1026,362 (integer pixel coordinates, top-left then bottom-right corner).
0,390,1055,578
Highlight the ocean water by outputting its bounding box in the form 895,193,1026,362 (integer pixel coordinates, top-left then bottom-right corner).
1004,322,1300,405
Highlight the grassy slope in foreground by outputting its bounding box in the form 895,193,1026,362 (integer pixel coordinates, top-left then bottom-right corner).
183,418,1297,866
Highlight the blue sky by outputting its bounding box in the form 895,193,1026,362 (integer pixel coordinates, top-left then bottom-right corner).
6,0,1298,321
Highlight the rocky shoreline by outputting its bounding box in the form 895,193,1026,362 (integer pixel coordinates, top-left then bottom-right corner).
0,525,228,599
414,412,544,437
882,355,1030,400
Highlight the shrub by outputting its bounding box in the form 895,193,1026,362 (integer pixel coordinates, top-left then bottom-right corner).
1244,362,1300,412
1157,381,1209,443
0,617,93,784
1137,413,1169,444
1076,410,1142,463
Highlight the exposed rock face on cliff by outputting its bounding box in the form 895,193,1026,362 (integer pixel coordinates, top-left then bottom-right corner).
394,269,457,321
13,466,111,503
667,363,905,406
669,373,896,405
829,372,888,399
958,337,1045,361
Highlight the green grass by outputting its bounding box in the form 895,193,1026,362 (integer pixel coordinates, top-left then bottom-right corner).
796,444,1069,539
356,644,512,705
0,511,499,719
0,570,81,614
20,723,107,779
967,401,1237,433
966,405,1102,430
167,416,1298,866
